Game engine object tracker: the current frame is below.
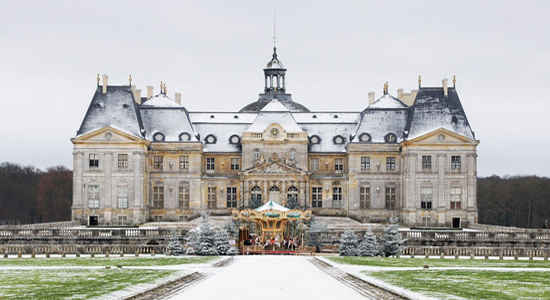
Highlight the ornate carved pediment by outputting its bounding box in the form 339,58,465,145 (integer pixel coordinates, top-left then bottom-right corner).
244,160,306,175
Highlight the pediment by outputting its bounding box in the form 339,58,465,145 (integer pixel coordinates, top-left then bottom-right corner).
72,126,147,144
405,128,476,145
244,159,307,175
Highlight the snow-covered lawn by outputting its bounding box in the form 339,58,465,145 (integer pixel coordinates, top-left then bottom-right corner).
367,269,550,300
0,256,216,267
328,256,550,268
0,269,175,299
167,255,366,300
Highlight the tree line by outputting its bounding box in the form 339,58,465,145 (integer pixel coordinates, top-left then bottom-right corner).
0,162,72,225
1,161,549,228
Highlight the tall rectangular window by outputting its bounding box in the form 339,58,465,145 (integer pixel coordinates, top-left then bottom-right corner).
450,187,462,209
153,155,163,170
231,158,240,171
312,187,322,208
332,186,342,208
360,186,370,209
152,185,164,209
360,156,370,172
227,187,237,208
87,185,100,208
118,215,127,225
310,158,319,171
386,157,396,171
451,156,461,170
206,157,215,172
420,187,433,210
89,154,99,169
385,187,396,209
179,155,189,170
118,154,128,169
422,155,432,170
208,187,217,209
118,185,128,209
335,159,344,173
178,182,190,209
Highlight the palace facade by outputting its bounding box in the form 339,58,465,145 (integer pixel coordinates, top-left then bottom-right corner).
71,47,479,227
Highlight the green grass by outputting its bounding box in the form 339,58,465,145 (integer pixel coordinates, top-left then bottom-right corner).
367,269,550,300
0,269,175,299
0,256,217,267
328,256,550,268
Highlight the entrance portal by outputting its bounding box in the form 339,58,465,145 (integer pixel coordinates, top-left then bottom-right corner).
452,217,461,229
89,215,98,226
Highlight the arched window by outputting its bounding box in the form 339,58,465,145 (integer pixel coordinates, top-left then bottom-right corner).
153,132,165,142
269,185,280,192
250,186,262,209
253,149,261,161
289,148,296,161
358,133,371,143
179,132,191,142
309,135,321,145
204,134,217,144
385,133,397,143
287,186,298,209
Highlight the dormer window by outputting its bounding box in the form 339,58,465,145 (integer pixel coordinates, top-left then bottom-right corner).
153,132,165,142
385,133,397,143
309,135,321,145
333,135,346,145
205,134,217,144
358,133,371,143
179,132,191,142
229,134,241,144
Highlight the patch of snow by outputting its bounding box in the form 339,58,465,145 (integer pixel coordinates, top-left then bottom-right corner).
260,99,289,112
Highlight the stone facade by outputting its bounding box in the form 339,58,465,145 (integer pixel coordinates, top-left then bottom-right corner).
72,48,479,227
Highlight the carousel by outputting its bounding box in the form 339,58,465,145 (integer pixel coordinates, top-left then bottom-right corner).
232,200,311,249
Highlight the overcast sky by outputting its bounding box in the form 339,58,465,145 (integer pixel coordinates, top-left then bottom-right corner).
1,1,549,177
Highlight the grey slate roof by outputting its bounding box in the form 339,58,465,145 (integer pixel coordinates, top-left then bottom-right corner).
77,86,144,138
406,87,474,140
75,83,476,152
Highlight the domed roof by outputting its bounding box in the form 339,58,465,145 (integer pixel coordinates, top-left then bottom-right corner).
266,47,285,69
239,97,310,112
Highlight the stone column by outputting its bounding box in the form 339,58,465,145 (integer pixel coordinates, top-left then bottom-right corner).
299,181,305,207
263,180,268,203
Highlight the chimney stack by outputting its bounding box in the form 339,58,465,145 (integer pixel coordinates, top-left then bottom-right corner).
175,92,182,105
102,74,108,94
452,75,456,88
418,75,422,88
147,86,153,99
442,78,448,97
369,92,374,104
368,92,375,104
397,88,404,99
133,89,142,105
383,81,389,95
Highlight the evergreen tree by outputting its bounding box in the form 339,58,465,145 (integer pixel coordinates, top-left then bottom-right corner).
184,228,200,254
357,230,378,257
214,228,232,255
197,213,218,256
306,218,327,252
339,230,359,256
166,232,185,256
223,221,239,241
382,217,406,257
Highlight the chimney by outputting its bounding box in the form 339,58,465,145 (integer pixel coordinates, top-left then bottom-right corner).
442,78,448,97
133,89,142,105
418,75,422,88
147,86,153,99
368,92,375,105
397,88,404,99
175,92,182,105
102,74,108,94
383,81,389,95
452,75,456,88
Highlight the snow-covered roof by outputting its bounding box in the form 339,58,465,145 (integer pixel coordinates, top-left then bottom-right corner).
194,123,248,152
301,123,356,152
140,107,197,142
293,112,359,123
247,112,302,133
77,86,143,138
352,109,408,143
261,99,289,112
141,93,182,107
189,112,257,124
255,200,289,212
368,93,408,109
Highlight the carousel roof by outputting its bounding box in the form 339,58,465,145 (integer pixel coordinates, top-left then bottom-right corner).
255,200,289,212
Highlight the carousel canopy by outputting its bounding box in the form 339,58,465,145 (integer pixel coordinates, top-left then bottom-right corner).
255,200,289,212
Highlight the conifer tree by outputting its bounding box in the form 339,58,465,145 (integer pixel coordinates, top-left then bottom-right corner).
339,230,359,256
357,229,378,257
382,217,406,257
197,214,218,256
166,231,185,256
214,228,232,255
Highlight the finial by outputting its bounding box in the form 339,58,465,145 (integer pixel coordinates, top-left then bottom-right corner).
97,73,100,86
163,82,167,95
418,75,422,88
383,81,389,95
452,75,456,87
160,81,164,94
272,8,277,49
129,74,132,86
